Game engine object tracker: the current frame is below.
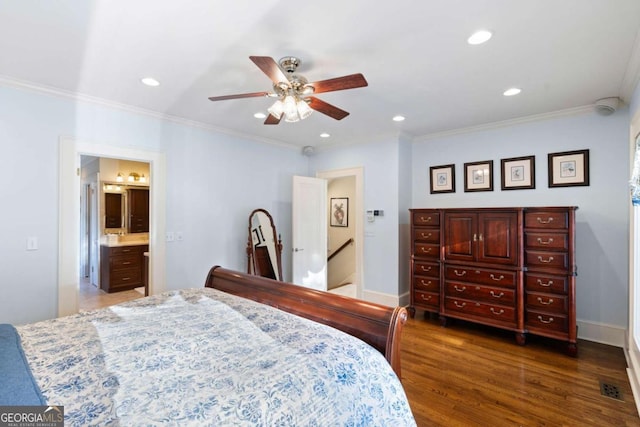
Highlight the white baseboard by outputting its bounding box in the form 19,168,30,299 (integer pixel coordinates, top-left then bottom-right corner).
362,289,407,308
576,319,626,347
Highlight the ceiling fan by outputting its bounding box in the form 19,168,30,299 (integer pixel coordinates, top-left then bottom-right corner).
208,56,368,124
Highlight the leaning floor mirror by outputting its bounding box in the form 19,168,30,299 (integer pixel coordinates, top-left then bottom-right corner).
247,208,283,281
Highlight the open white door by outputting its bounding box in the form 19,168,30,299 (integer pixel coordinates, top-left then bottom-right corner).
292,175,328,291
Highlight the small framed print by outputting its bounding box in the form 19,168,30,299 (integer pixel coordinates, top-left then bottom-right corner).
330,197,348,227
548,149,590,187
464,160,493,192
429,164,455,194
501,155,535,190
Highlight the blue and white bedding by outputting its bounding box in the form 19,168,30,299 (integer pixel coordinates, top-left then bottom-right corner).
16,288,416,426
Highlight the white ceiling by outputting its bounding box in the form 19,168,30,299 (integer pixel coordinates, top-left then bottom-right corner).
1,0,640,149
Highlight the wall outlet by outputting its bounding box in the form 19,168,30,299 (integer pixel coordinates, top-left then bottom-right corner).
166,232,174,242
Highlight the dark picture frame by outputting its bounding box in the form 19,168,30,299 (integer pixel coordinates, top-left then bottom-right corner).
548,149,590,187
501,155,535,190
464,160,493,192
429,164,455,194
330,197,349,227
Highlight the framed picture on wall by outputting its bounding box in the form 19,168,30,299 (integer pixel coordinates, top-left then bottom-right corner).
330,197,349,227
464,160,493,192
429,164,455,194
501,155,535,190
548,149,590,187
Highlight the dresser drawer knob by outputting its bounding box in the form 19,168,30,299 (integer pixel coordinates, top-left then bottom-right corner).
537,315,555,324
122,261,131,265
421,247,432,253
536,217,554,225
421,217,432,223
454,285,466,292
490,308,505,316
537,297,554,305
420,294,432,301
453,270,467,277
537,256,554,263
490,274,505,281
420,266,432,272
453,301,466,308
536,237,554,245
421,232,432,239
536,279,553,287
421,280,432,286
490,291,505,299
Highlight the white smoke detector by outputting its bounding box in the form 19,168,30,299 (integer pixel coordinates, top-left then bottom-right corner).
594,97,620,116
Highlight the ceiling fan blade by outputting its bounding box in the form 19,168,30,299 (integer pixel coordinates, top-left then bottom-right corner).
264,114,281,125
208,91,270,101
250,56,289,84
307,97,350,120
309,73,368,94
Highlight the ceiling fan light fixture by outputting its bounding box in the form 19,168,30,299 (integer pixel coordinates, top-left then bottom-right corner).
283,96,300,122
267,100,285,119
297,99,313,120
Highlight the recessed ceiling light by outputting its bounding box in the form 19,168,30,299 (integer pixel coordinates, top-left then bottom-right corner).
503,87,522,96
254,112,266,119
392,115,405,122
141,77,160,87
468,30,493,45
320,133,330,138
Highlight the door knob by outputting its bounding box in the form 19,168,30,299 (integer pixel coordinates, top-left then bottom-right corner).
293,248,304,252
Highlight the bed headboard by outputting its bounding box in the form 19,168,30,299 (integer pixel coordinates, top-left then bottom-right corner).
205,266,408,377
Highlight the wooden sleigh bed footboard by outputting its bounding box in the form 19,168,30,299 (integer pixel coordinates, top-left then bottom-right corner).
205,266,408,377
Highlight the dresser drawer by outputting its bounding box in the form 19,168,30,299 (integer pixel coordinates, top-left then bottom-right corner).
110,245,145,256
413,228,440,243
525,250,569,269
444,265,516,288
413,260,440,277
445,282,515,306
110,268,142,287
524,211,569,230
414,242,440,259
525,232,568,251
414,276,439,292
524,273,568,294
414,291,439,309
445,297,516,324
111,254,141,271
526,310,568,333
526,292,568,314
413,211,440,226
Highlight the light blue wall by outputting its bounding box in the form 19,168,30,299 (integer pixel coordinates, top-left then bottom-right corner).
0,86,307,324
411,110,630,328
309,138,402,295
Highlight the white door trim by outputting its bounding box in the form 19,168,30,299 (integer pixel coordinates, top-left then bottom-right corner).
58,136,166,317
317,167,364,299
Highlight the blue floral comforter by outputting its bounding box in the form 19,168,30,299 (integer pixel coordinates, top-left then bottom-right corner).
17,288,416,426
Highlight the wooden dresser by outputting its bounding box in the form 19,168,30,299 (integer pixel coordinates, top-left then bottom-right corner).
409,207,577,355
100,244,149,293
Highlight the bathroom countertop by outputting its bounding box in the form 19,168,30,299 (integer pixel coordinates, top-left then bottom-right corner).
101,240,149,248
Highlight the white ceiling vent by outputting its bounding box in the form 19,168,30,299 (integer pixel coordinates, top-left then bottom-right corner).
594,97,620,116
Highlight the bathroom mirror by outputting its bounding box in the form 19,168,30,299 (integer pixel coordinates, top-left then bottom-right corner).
104,192,123,228
247,208,283,281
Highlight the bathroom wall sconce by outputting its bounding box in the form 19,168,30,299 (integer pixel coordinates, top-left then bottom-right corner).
128,172,147,183
116,173,124,182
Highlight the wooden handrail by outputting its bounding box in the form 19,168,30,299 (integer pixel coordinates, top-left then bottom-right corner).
328,238,354,262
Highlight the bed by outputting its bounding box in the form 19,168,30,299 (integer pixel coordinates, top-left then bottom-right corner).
2,266,415,426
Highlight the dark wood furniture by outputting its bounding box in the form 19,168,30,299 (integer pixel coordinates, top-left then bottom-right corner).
246,208,283,281
104,193,123,228
205,266,408,376
100,244,149,293
409,207,577,355
127,188,149,233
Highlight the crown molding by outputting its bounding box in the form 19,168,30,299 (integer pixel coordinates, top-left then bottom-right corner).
0,74,300,152
413,105,595,142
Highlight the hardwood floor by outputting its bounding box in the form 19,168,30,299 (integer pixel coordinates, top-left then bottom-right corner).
78,277,142,311
401,310,639,426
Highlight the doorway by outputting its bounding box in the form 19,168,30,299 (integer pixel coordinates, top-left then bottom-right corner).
58,137,166,317
317,167,363,299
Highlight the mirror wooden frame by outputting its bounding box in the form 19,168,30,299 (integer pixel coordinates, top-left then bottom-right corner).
247,208,283,281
